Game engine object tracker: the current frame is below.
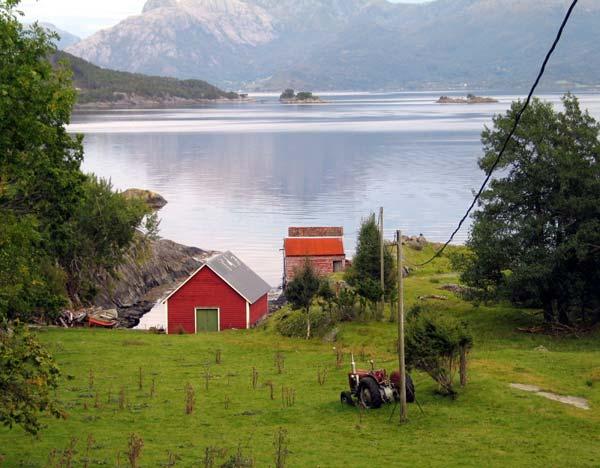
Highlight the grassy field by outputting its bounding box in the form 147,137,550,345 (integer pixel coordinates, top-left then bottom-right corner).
1,245,599,467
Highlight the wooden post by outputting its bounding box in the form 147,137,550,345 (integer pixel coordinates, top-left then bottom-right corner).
379,207,385,320
396,230,407,423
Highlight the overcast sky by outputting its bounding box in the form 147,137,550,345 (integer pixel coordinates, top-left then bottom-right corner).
20,0,432,38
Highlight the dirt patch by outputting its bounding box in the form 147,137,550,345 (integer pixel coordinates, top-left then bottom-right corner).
510,383,590,410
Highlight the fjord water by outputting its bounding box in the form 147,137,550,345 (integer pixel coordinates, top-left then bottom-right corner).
71,92,600,286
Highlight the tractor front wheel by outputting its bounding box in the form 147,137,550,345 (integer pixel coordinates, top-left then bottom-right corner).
340,391,355,406
358,378,382,409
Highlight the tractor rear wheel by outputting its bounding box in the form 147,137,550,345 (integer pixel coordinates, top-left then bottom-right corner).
340,391,355,406
406,374,415,403
358,377,382,409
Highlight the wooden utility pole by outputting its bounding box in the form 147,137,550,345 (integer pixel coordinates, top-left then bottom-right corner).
379,207,385,319
396,230,407,423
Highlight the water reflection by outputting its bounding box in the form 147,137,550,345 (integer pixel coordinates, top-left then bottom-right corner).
74,92,600,284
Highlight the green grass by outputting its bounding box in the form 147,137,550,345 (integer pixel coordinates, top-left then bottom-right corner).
1,247,599,467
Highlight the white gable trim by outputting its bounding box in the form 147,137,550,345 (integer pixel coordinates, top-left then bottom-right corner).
161,264,206,305
165,300,169,335
162,264,263,305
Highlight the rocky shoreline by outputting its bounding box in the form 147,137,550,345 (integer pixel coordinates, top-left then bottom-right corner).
93,237,216,328
279,98,327,104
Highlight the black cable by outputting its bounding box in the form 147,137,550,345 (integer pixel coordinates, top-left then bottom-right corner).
416,0,579,267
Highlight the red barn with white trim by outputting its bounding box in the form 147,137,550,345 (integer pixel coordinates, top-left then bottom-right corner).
162,251,271,334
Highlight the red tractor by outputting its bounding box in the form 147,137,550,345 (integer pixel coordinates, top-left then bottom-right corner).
340,355,415,409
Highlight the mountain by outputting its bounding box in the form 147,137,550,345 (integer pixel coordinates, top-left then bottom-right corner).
66,0,600,91
52,51,240,106
40,23,81,49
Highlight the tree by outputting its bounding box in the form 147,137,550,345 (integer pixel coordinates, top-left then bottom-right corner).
0,319,64,434
295,91,314,101
62,176,149,303
455,95,600,325
280,89,295,100
345,214,395,317
405,307,472,397
0,1,155,316
0,214,66,321
0,0,80,318
0,2,85,254
285,261,320,339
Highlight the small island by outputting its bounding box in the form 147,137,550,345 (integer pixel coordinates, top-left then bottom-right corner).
437,93,498,104
279,88,325,104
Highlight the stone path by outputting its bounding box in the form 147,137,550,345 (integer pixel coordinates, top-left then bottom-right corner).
510,383,590,410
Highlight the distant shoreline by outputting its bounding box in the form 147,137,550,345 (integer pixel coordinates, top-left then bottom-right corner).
75,96,255,109
436,95,499,104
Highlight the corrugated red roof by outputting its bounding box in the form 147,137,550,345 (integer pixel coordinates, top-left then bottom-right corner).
284,237,345,257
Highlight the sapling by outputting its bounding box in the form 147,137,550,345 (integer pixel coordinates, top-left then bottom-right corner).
203,365,211,391
317,366,328,386
281,387,296,408
185,383,195,415
59,437,78,468
83,434,95,468
119,386,126,410
126,433,144,468
251,367,259,390
164,451,180,467
203,447,216,468
46,449,58,467
334,347,344,368
264,381,275,400
274,351,285,374
273,428,289,468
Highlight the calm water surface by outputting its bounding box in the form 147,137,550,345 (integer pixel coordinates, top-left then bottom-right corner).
70,92,600,285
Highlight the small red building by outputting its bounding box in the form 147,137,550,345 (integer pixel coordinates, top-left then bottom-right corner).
283,227,346,285
162,251,271,334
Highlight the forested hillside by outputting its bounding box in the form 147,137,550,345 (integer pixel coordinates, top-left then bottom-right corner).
52,51,240,105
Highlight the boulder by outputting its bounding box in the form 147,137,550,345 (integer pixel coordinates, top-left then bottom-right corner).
122,188,168,210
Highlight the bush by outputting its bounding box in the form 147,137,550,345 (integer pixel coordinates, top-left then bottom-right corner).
334,289,358,322
405,310,473,396
276,308,332,339
296,91,314,100
0,320,64,434
280,89,295,99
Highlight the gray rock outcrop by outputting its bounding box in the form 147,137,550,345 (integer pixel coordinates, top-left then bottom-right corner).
94,237,215,327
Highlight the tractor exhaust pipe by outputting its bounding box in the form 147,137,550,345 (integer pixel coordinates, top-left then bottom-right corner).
351,353,356,374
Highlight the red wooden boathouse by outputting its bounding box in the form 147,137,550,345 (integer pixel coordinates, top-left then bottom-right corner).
283,227,346,285
162,251,271,334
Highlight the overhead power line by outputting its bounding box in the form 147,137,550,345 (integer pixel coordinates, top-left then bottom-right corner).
416,0,580,267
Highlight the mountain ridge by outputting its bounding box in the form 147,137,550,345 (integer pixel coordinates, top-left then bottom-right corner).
66,0,600,91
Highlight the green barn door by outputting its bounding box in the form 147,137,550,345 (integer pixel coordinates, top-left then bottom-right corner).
196,309,219,333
